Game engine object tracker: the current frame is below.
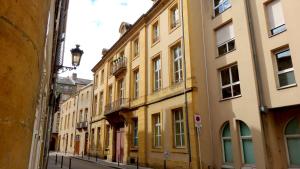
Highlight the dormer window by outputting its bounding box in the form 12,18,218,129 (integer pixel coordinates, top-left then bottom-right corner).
119,22,132,36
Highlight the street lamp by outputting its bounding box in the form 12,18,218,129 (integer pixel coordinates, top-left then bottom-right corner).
71,44,84,67
57,44,84,73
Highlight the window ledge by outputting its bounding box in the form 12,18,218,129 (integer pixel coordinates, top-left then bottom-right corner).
151,39,160,48
268,29,287,38
216,48,236,58
212,6,232,19
169,23,180,34
241,165,256,169
221,165,234,169
277,83,297,90
219,95,242,102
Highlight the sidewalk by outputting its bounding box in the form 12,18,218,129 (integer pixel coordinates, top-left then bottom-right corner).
50,152,152,169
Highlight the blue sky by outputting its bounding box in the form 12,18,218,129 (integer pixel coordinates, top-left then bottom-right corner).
62,0,153,79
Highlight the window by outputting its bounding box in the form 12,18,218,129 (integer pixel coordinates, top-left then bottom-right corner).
172,44,183,83
133,38,139,57
93,95,98,116
239,121,255,165
118,79,125,105
213,0,231,16
152,21,160,43
67,114,70,128
105,125,110,149
95,74,99,87
72,112,75,127
84,108,88,122
284,118,300,167
99,91,103,114
133,119,138,147
170,4,180,29
79,110,83,122
70,134,73,147
108,85,113,104
173,108,185,148
274,49,296,88
220,64,241,99
100,69,104,84
91,129,95,148
153,57,162,92
96,127,101,148
216,22,235,56
221,123,233,164
266,0,286,36
109,61,114,75
153,114,161,148
133,69,139,99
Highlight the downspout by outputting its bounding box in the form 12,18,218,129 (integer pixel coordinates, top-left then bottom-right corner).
180,0,192,167
199,0,214,168
245,0,266,113
245,1,269,168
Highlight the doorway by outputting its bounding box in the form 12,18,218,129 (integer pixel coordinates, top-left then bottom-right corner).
115,127,125,163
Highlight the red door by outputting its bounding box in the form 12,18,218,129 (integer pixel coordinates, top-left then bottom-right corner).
116,128,124,163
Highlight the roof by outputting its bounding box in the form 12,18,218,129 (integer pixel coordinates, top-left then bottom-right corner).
91,0,162,72
57,76,92,86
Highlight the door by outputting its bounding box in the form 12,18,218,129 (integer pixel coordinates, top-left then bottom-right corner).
116,127,124,163
74,135,80,155
84,133,88,155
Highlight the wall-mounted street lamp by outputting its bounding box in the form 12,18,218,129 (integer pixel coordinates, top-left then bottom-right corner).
57,44,84,73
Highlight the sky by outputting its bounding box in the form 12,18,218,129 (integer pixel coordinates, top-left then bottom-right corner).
61,0,153,79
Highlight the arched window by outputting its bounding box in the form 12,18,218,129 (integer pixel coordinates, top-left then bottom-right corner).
222,122,233,163
285,118,300,167
239,121,255,164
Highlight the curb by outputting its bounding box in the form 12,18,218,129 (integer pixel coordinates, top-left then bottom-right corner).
72,156,121,169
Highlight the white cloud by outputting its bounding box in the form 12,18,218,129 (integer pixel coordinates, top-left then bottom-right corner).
61,0,153,79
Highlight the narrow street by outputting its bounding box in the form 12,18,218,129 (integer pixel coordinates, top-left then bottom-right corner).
47,155,115,169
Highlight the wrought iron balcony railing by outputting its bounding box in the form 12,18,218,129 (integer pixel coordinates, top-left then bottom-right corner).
76,121,88,129
104,98,130,115
112,57,127,76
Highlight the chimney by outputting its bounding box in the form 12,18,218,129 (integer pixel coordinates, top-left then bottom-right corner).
102,48,108,56
72,73,77,80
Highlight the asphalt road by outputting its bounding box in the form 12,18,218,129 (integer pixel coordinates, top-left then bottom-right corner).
47,155,115,169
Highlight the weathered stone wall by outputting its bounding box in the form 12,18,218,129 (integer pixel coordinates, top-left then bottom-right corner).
0,1,51,169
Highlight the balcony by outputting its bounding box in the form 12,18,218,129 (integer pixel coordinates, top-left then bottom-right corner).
76,121,88,130
104,98,130,116
112,57,127,76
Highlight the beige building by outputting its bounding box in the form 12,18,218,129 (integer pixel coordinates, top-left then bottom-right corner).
58,83,93,155
197,0,300,169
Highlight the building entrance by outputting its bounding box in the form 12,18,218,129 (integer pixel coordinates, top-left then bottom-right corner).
115,126,125,163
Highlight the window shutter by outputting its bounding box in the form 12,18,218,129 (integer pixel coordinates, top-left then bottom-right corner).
216,22,234,46
267,0,285,29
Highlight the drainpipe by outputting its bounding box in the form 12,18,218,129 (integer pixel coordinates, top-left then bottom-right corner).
180,0,192,167
199,0,214,168
245,0,269,168
245,0,266,113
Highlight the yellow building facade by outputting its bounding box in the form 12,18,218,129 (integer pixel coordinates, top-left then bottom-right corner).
58,84,93,155
90,0,211,168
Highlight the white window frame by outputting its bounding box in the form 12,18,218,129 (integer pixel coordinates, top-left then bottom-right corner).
213,0,231,16
173,44,183,83
134,70,139,99
133,38,139,57
170,4,180,29
153,57,162,92
99,91,103,114
274,49,296,88
238,122,255,166
153,114,161,148
220,64,241,100
284,118,300,168
173,108,185,148
118,79,125,105
132,119,138,147
217,38,235,56
221,123,233,165
152,22,160,43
